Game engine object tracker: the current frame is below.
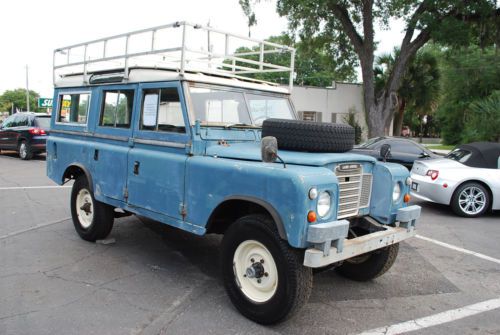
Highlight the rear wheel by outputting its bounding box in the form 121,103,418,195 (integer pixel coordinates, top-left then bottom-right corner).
221,214,312,324
18,141,33,160
336,244,399,281
70,175,114,241
451,182,490,218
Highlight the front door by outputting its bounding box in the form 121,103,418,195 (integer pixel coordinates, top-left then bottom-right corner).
127,82,190,220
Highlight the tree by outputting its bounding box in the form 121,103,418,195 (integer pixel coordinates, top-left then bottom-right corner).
0,88,41,113
241,0,499,137
226,34,357,85
463,91,500,142
375,47,440,136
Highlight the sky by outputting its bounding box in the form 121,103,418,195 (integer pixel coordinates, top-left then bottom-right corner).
0,0,404,98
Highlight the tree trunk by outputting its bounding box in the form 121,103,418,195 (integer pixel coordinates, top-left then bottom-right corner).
393,99,406,136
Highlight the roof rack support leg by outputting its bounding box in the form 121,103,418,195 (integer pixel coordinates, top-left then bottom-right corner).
259,43,264,70
289,49,295,91
83,45,88,84
124,35,130,80
180,23,187,75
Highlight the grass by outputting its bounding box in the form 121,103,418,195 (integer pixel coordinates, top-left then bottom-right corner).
424,144,456,150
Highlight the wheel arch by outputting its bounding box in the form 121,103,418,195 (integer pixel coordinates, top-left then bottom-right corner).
206,196,287,240
62,163,94,192
451,179,493,208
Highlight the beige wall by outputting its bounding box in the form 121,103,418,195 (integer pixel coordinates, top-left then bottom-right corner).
289,83,368,140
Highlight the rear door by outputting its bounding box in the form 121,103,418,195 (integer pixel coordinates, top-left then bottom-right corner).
92,85,137,202
127,81,190,220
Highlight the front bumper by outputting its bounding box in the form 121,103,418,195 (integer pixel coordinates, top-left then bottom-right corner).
303,205,420,268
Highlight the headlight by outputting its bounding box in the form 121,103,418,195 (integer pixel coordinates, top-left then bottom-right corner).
308,187,318,200
317,191,331,217
392,183,402,202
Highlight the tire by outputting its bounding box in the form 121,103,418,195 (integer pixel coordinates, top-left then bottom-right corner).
18,141,33,160
336,243,399,281
261,118,354,153
70,175,114,242
451,182,490,218
221,214,313,324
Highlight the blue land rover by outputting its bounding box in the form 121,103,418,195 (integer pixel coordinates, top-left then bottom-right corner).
47,22,420,324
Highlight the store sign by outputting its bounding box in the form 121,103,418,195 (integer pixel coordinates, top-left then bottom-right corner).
38,98,53,108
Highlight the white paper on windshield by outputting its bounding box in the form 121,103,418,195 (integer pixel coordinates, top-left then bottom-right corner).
143,94,158,127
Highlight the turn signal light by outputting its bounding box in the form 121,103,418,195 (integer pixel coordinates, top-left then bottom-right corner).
307,211,317,223
404,194,411,203
426,170,439,180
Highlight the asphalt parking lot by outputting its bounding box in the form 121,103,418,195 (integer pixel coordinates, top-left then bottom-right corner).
1,152,499,335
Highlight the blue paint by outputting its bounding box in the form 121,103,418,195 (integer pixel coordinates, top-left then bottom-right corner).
47,79,413,249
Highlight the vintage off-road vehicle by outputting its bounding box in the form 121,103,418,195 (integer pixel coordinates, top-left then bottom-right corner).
47,22,420,324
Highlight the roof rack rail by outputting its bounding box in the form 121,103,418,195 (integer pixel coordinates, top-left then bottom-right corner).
53,21,296,90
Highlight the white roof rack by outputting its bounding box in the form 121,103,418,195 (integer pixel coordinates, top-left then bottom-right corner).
53,21,296,90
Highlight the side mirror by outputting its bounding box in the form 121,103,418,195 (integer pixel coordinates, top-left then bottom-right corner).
380,144,391,162
261,136,278,163
419,151,430,158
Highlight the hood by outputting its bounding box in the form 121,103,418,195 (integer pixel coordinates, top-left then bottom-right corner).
411,157,464,175
205,142,377,166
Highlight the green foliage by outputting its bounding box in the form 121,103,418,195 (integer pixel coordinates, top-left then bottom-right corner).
226,34,356,86
343,107,362,144
463,91,500,142
437,46,500,144
0,88,41,113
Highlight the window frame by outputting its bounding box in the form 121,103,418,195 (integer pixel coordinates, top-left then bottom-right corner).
55,90,92,127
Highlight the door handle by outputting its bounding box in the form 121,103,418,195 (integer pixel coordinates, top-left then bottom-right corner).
133,161,140,175
94,149,99,161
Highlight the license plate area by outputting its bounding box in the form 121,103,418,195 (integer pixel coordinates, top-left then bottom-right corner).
411,182,419,191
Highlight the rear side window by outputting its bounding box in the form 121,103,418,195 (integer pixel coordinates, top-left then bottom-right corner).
57,93,90,124
140,88,185,133
100,90,134,128
35,116,51,129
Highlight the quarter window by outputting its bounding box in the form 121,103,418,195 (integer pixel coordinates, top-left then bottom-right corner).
140,88,185,133
100,90,134,128
57,93,90,124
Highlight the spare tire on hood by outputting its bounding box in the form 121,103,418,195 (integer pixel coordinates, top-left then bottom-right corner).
261,118,355,153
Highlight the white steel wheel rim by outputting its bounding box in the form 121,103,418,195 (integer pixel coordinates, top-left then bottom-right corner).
76,188,94,229
20,143,27,158
458,186,486,215
233,240,278,303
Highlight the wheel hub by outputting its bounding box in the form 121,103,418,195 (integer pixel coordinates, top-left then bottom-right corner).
245,261,265,279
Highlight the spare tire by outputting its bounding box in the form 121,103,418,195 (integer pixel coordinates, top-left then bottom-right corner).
262,119,354,153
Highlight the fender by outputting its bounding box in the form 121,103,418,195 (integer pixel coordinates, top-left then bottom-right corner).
63,163,94,192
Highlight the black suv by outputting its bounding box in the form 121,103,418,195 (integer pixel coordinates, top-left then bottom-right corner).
0,112,50,160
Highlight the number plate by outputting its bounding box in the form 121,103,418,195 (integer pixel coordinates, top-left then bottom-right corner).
411,182,419,191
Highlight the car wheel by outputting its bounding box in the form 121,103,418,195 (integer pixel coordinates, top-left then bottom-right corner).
70,175,114,242
221,214,313,324
336,243,399,281
18,141,33,160
451,182,490,218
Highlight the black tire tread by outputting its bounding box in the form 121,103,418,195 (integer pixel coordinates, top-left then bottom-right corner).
262,118,354,153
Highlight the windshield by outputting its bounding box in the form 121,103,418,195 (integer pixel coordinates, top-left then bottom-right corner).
445,148,471,163
189,85,295,126
358,137,384,148
35,116,51,129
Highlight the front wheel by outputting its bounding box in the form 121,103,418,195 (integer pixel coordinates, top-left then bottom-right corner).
70,175,114,242
451,182,490,218
221,214,312,325
336,243,399,281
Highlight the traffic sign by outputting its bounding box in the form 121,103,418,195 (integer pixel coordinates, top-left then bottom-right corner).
38,98,53,108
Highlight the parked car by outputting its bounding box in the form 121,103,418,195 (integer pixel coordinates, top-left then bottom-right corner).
411,142,500,217
46,22,420,324
0,112,50,160
351,136,439,170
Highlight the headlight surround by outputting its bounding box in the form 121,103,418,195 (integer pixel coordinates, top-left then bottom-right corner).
392,182,402,203
317,191,331,217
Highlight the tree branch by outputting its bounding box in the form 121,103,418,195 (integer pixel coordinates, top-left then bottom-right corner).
401,1,428,50
362,0,374,52
328,2,364,55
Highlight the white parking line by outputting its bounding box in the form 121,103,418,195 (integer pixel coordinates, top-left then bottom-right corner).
416,234,500,265
0,217,71,240
358,298,500,335
0,185,71,190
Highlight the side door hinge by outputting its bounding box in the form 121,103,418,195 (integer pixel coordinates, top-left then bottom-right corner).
179,203,187,218
124,188,129,201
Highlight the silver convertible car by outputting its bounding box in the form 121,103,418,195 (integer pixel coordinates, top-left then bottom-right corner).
410,142,500,217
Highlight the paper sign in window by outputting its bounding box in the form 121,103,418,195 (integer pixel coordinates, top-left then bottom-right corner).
143,94,158,127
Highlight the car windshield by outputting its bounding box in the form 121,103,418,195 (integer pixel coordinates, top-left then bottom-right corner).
445,148,471,163
358,137,383,148
35,116,51,129
188,85,295,126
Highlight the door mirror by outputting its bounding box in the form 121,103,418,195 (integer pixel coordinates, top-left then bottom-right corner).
419,151,430,158
380,144,391,162
261,136,278,163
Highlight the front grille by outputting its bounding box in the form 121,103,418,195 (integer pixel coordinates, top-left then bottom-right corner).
335,164,372,219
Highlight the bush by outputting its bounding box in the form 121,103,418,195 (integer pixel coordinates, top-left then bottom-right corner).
463,91,500,142
343,108,362,144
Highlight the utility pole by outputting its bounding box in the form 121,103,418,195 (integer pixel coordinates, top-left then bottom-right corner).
25,65,30,112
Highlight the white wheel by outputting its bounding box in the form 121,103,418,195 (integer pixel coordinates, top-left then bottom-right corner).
458,186,486,215
233,240,278,303
76,188,94,229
